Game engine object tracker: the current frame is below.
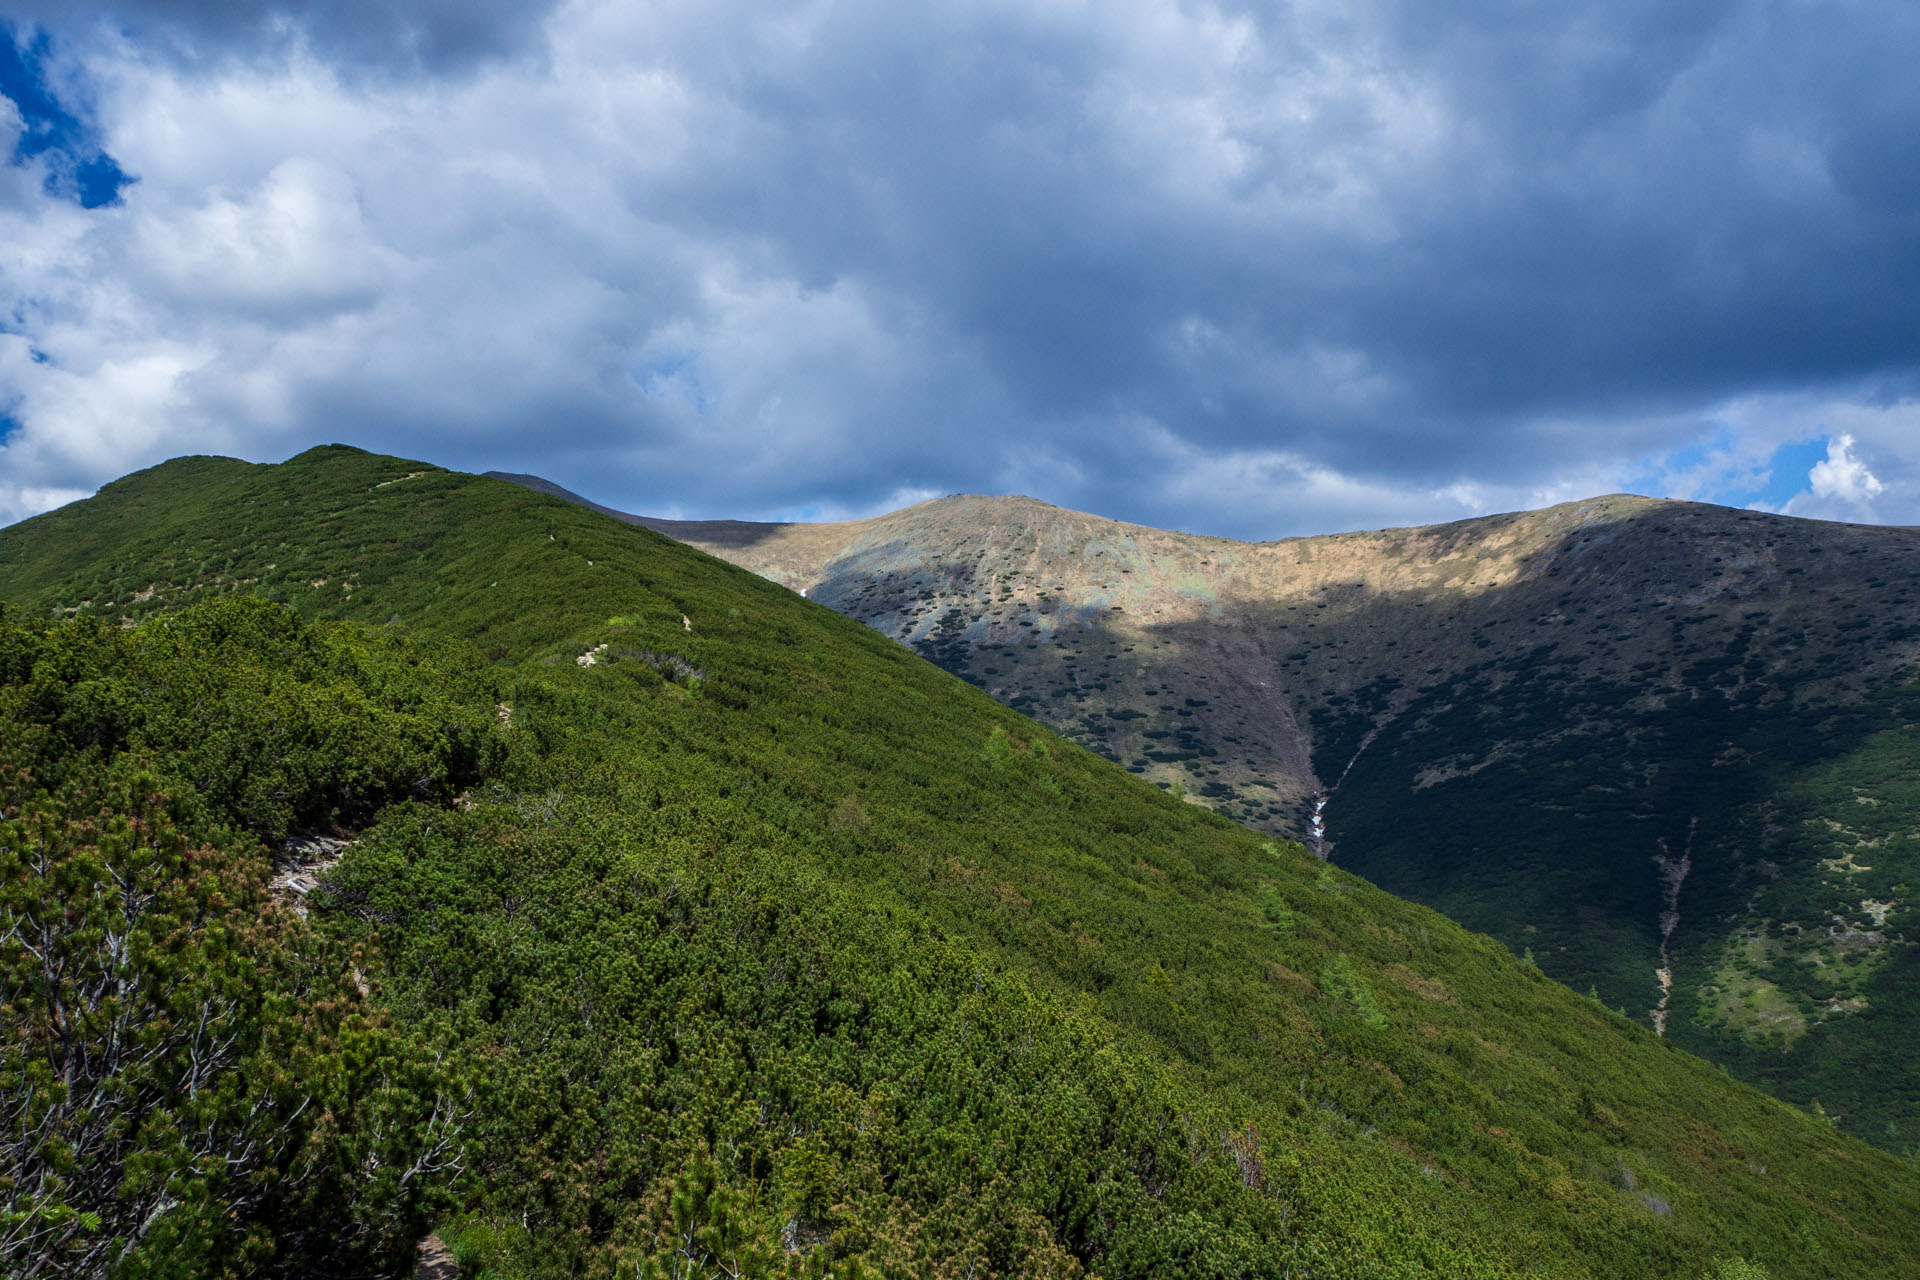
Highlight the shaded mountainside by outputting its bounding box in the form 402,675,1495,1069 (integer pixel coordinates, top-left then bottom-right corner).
5,446,1920,1277
495,476,1920,1156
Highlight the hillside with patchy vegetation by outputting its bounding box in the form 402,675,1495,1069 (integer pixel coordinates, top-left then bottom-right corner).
4,446,1919,1277
523,479,1920,1156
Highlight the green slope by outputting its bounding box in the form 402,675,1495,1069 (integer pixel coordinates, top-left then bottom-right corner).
588,486,1920,1155
1312,623,1920,1153
4,446,1919,1278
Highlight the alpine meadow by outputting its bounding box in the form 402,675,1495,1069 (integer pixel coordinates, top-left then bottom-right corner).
4,446,1919,1279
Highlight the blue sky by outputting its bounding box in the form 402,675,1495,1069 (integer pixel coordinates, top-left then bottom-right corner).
1629,431,1884,516
0,21,128,207
1,1,1916,536
1746,440,1834,510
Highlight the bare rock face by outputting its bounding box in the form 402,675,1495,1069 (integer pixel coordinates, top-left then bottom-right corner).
271,835,351,913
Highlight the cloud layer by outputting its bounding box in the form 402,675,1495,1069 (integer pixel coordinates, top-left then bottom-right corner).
2,0,1918,536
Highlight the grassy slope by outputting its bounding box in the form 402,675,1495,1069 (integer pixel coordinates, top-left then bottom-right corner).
582,487,1920,1154
4,447,1920,1276
1298,508,1920,1155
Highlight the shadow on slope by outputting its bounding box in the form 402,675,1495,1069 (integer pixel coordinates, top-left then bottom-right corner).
1037,507,1920,1153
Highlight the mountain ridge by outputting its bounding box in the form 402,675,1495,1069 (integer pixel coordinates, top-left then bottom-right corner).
494,472,1920,1156
5,445,1920,1275
493,473,1920,826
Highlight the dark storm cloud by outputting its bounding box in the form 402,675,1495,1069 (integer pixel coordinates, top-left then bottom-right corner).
1325,2,1920,432
586,0,1920,496
14,0,562,75
3,0,1919,535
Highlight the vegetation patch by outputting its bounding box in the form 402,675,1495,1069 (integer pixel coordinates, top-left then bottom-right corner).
1697,936,1810,1049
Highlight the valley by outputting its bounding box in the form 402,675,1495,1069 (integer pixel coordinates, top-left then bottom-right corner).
502,475,1920,1155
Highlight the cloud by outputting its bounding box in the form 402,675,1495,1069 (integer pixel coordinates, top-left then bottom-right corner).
1100,420,1570,537
1780,431,1890,523
1809,433,1884,503
2,1,1920,537
9,1,562,77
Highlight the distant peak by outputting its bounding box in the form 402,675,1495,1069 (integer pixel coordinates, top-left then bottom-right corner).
288,443,377,462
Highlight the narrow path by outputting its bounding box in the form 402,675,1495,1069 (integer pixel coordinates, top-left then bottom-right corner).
416,1234,458,1279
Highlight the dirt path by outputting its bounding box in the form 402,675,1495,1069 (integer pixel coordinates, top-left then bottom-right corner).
416,1234,458,1279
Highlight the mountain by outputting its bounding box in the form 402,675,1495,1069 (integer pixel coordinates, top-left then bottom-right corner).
493,476,1920,1157
5,446,1918,1277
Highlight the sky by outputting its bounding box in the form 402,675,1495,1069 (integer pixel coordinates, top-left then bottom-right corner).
1,1,1917,540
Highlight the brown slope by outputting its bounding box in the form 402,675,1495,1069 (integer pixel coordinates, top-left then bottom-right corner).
496,477,1920,839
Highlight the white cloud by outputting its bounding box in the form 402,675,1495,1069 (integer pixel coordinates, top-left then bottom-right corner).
1607,389,1919,529
0,484,91,524
1,0,1919,539
1808,432,1883,503
130,158,399,319
1094,418,1636,538
753,484,946,525
1782,431,1891,523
